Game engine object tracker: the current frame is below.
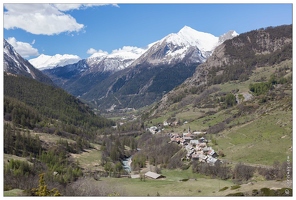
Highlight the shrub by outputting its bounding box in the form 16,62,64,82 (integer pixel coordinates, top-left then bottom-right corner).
219,187,229,191
233,163,255,181
230,185,241,190
31,173,61,196
226,192,244,196
249,82,272,96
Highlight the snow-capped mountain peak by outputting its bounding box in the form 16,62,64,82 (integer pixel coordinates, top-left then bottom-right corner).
130,25,234,67
218,30,239,43
176,25,219,52
29,54,81,70
86,46,147,72
4,39,33,75
89,51,108,58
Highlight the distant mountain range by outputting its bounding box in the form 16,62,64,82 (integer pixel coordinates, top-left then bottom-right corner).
29,54,81,70
29,26,238,71
39,26,238,111
4,24,292,115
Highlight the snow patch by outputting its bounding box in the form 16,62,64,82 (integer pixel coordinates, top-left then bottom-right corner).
29,54,81,70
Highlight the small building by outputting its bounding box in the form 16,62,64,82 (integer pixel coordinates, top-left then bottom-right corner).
148,126,159,134
193,131,202,135
145,171,165,179
198,142,207,148
207,156,218,166
190,140,200,145
199,137,207,143
191,153,199,160
185,144,194,151
203,146,212,152
163,121,169,126
208,150,218,158
198,154,208,162
180,138,186,145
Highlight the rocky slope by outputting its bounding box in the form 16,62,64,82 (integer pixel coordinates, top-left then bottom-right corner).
153,24,292,114
4,39,54,86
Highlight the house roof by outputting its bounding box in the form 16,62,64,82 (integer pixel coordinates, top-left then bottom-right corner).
203,147,212,151
193,132,203,134
207,156,217,164
199,155,207,160
208,150,216,156
145,171,164,179
190,140,200,144
198,142,207,147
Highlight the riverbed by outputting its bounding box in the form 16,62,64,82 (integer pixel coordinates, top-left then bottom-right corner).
122,156,132,173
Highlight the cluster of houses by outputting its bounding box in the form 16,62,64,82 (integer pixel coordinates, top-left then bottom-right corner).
147,120,189,134
169,129,220,166
146,120,220,167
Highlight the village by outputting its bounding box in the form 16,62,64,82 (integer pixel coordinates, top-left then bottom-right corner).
118,119,222,180
147,121,221,167
126,122,222,180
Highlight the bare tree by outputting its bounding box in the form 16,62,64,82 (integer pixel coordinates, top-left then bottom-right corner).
64,177,126,196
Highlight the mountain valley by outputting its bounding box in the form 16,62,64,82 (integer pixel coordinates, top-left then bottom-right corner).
3,24,293,197
41,26,238,110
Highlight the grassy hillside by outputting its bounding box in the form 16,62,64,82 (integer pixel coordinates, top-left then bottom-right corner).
147,58,292,166
147,25,292,167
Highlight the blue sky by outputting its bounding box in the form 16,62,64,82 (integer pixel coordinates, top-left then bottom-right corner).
3,3,293,60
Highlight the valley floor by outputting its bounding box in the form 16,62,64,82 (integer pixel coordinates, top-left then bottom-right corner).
5,172,289,197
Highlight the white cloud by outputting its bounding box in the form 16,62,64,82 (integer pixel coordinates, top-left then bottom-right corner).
3,3,118,35
52,4,83,11
87,48,108,55
87,48,98,55
7,37,39,58
53,4,119,11
31,39,36,45
112,46,146,54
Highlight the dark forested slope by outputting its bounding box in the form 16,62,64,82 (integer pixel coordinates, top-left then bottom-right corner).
4,73,114,135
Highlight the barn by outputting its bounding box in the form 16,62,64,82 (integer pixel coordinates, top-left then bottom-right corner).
144,171,166,179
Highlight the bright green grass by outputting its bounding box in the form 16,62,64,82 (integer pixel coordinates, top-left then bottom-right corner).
4,189,25,196
101,175,233,196
71,144,103,172
161,167,208,181
215,109,292,165
100,172,288,196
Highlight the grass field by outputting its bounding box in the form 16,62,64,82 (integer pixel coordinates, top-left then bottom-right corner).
97,171,289,196
100,175,234,196
31,131,76,144
70,143,103,172
4,189,25,196
3,154,33,166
